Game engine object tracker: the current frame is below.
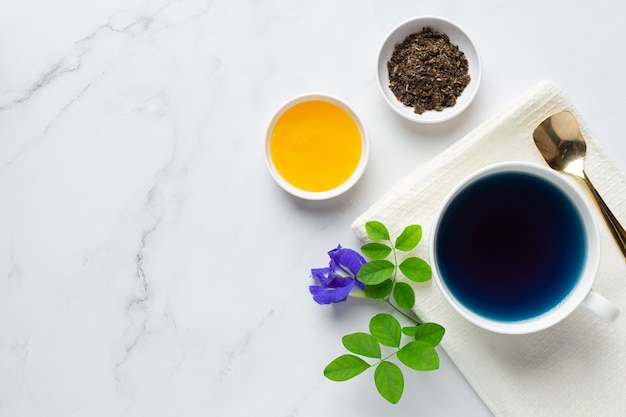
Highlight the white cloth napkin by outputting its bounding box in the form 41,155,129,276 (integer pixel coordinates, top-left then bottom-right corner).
352,80,626,417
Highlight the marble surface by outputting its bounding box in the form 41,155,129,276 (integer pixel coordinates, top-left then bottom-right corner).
1,1,626,416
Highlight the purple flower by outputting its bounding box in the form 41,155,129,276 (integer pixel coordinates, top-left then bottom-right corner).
309,245,366,304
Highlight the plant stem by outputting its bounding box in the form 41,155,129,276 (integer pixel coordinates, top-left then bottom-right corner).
384,299,421,325
385,238,422,326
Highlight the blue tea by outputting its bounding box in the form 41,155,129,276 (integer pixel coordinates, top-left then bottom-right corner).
435,172,587,322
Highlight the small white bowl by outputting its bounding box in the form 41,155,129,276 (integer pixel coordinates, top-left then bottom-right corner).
265,93,369,200
377,16,482,123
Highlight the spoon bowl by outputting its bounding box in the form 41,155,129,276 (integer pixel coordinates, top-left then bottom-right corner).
533,111,626,258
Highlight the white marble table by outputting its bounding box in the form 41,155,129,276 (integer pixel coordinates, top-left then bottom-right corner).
2,1,626,416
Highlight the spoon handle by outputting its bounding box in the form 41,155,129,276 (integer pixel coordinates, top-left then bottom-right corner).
582,172,626,258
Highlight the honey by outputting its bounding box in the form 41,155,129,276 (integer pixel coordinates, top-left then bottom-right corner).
269,100,362,193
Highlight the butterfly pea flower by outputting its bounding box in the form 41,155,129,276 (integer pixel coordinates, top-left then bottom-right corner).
309,245,366,304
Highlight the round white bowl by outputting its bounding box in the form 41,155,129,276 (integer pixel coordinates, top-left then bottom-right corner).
377,16,482,123
264,93,369,200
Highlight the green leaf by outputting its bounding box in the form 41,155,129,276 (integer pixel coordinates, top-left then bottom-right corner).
393,282,415,309
342,333,381,359
324,354,371,381
394,225,423,251
369,313,401,347
397,341,440,371
398,257,432,282
402,326,417,337
413,323,445,347
374,361,404,404
364,279,393,299
361,242,392,260
357,260,395,285
365,221,389,241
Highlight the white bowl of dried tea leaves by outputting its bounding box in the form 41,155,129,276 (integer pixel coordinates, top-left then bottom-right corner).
378,16,482,123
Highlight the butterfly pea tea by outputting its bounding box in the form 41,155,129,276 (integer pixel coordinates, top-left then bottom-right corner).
436,171,586,321
429,162,618,334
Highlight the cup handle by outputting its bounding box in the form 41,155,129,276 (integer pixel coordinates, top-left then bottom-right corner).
580,289,620,323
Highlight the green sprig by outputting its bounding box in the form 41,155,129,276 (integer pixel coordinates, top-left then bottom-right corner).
324,313,444,403
323,221,445,404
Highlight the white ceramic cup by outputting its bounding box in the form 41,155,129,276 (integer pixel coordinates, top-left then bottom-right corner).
429,162,619,334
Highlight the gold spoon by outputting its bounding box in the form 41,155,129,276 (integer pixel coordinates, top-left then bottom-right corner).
533,110,626,258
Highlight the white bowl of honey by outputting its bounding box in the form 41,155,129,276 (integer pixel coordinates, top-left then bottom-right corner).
265,93,369,200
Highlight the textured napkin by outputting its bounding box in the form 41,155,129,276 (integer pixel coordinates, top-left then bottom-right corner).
352,80,626,417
